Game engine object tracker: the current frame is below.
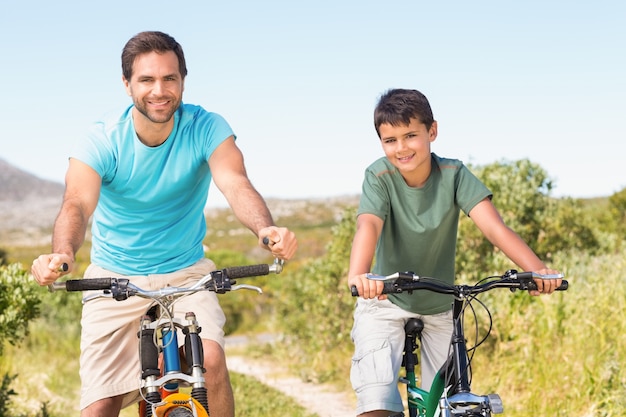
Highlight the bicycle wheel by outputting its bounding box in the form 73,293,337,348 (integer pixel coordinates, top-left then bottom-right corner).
165,408,194,417
154,393,210,417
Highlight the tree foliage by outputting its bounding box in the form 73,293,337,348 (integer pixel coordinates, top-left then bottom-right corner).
0,264,41,356
0,264,51,417
0,248,8,267
273,207,356,383
608,187,626,250
273,159,607,384
456,159,598,279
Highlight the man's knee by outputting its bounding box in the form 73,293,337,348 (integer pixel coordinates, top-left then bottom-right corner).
202,339,227,372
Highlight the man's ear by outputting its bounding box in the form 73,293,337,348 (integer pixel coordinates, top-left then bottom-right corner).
122,75,131,96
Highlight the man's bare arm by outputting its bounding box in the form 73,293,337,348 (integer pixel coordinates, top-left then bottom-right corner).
31,158,101,285
209,137,297,260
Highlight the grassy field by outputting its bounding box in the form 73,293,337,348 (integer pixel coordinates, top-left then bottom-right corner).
3,195,626,416
0,201,351,417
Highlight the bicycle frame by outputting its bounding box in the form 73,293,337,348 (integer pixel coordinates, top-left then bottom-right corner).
401,296,503,417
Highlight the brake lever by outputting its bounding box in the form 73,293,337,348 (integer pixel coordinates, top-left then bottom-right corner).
231,284,263,294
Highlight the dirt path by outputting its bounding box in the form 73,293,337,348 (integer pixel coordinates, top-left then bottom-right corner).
225,335,355,417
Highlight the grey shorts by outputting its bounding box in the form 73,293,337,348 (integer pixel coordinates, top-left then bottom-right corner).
350,298,453,414
79,258,225,410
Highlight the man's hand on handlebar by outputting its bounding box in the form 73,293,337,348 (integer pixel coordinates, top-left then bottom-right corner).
349,273,388,300
31,254,72,286
259,226,298,260
530,267,563,296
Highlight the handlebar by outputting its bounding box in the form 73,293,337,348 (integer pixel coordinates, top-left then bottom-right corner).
350,269,568,297
48,259,285,302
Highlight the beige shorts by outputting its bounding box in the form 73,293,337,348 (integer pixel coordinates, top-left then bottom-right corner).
79,258,225,410
350,298,453,415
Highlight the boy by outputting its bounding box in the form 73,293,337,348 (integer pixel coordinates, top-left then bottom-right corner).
347,88,561,416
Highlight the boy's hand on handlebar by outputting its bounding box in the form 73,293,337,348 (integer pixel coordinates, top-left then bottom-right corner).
531,267,563,296
259,226,298,260
349,273,387,300
31,254,72,286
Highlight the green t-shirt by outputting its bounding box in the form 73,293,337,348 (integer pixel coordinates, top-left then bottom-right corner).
358,153,492,314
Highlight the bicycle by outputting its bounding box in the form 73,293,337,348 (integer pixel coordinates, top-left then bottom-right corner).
49,256,284,417
351,269,567,417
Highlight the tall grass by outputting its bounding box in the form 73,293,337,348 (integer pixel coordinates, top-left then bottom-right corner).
4,244,625,416
467,249,626,416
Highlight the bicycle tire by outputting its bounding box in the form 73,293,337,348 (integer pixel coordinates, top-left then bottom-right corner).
153,393,210,417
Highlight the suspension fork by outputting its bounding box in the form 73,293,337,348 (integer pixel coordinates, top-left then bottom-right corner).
139,314,161,417
184,312,209,413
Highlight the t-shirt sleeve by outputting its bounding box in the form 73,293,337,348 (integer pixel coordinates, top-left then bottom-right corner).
197,112,236,162
357,168,389,221
72,121,117,182
456,164,493,216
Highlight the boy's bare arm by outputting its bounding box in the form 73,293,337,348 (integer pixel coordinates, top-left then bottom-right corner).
469,198,561,294
348,213,384,299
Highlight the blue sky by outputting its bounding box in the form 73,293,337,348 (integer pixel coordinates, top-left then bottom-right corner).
2,1,624,207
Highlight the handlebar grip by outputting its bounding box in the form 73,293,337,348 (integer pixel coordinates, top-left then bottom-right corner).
222,264,270,279
350,281,398,297
526,280,569,291
65,278,115,292
516,272,568,291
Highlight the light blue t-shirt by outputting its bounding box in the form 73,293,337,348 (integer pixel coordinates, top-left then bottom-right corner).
73,103,234,275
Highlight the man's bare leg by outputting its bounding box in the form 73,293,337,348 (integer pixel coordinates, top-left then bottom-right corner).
80,395,123,417
359,411,396,417
203,339,235,417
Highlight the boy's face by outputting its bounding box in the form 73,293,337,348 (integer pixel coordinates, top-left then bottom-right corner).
379,118,437,186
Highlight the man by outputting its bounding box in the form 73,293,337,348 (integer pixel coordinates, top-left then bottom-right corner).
31,31,297,417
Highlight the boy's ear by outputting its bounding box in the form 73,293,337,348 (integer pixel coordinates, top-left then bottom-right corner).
429,121,438,142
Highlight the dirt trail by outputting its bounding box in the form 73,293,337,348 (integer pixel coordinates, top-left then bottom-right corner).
225,335,355,417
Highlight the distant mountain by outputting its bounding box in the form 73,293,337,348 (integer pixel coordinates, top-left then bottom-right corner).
0,159,64,246
0,158,64,201
0,158,360,248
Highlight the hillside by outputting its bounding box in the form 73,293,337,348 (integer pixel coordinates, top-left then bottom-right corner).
0,158,359,252
0,159,65,246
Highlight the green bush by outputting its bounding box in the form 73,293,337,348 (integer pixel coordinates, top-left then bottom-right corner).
273,207,356,384
0,264,41,356
207,249,277,335
456,159,598,280
0,264,53,417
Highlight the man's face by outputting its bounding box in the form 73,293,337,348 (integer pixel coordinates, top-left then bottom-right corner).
123,50,184,125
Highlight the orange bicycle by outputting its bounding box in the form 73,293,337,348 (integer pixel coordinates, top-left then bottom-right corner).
50,258,284,417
